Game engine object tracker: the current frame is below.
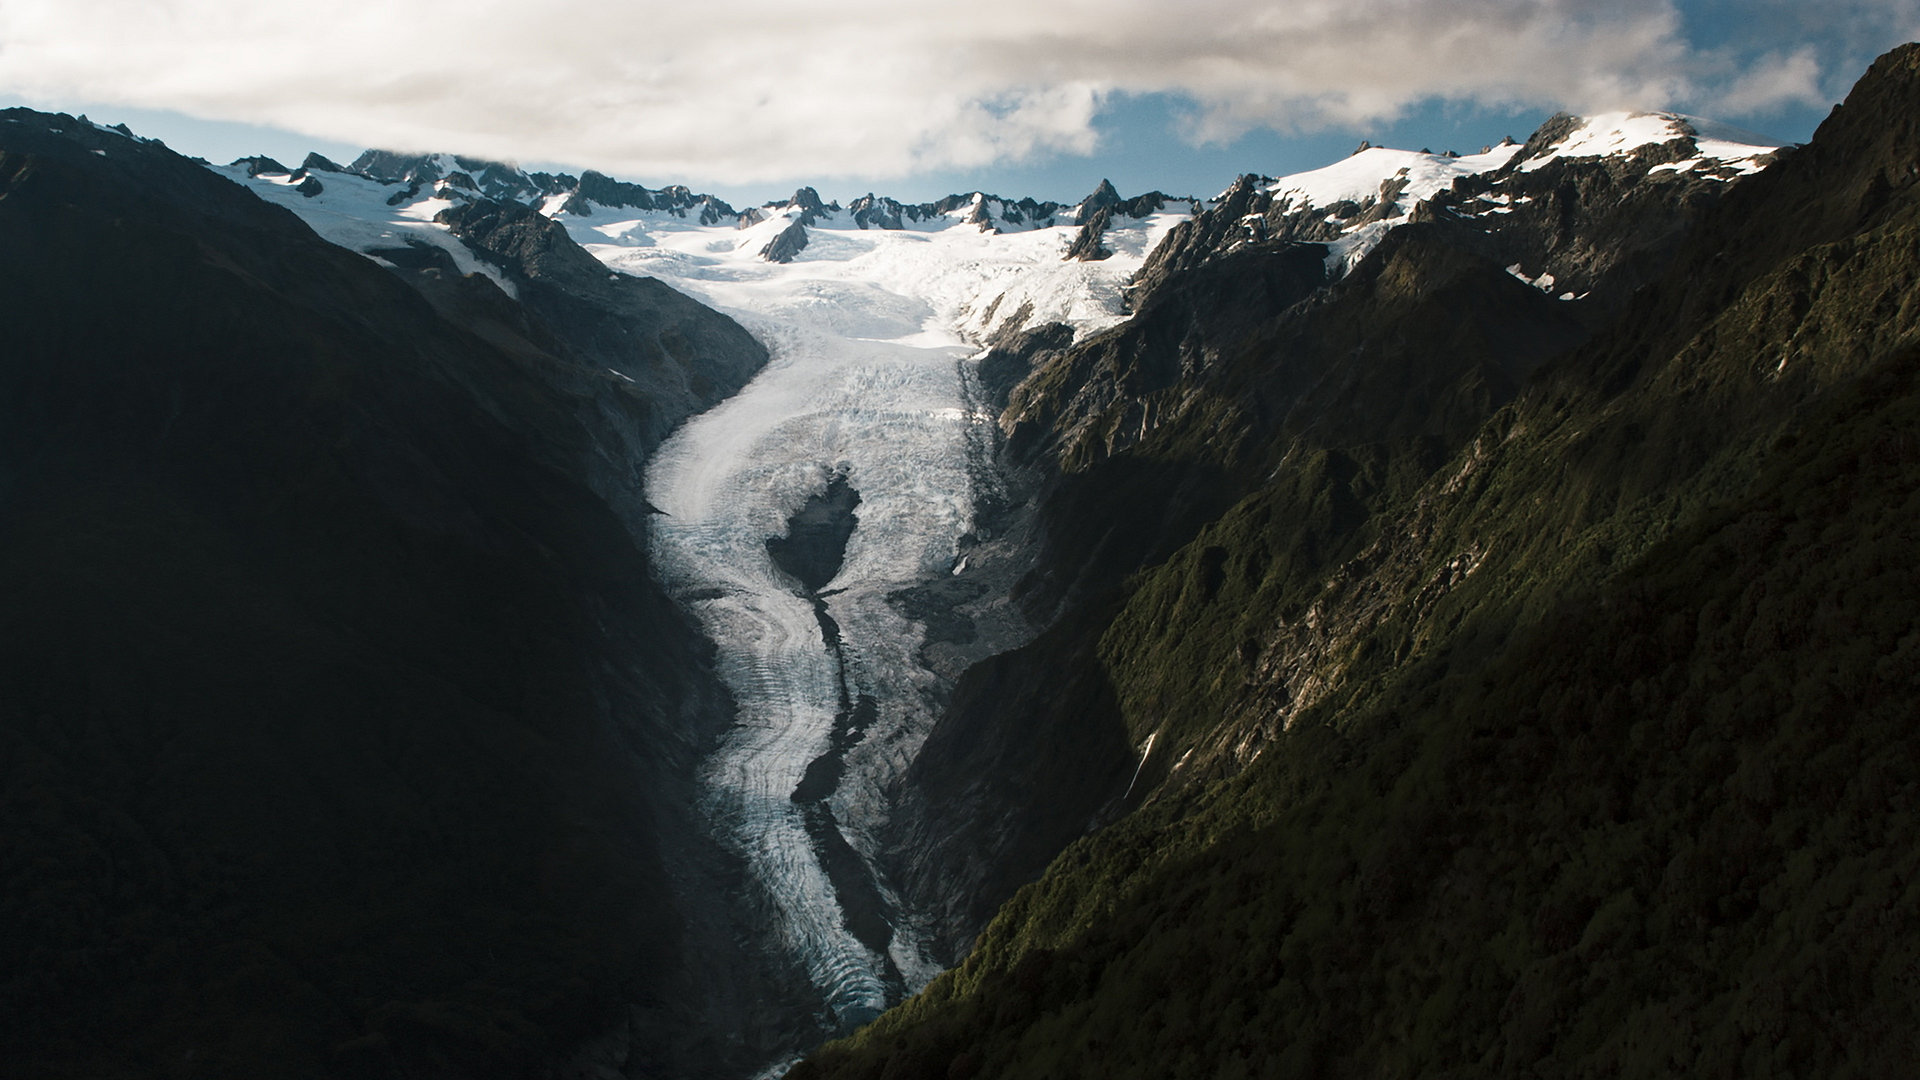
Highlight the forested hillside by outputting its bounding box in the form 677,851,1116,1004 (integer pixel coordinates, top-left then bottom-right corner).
800,44,1920,1080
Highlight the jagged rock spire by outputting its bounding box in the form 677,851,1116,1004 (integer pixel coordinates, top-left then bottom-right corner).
1076,178,1122,225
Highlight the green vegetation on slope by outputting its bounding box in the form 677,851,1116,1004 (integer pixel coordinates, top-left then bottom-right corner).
803,341,1920,1078
797,44,1920,1080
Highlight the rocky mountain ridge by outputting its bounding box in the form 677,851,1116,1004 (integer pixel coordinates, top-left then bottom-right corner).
795,44,1920,1080
244,146,1186,267
873,108,1774,970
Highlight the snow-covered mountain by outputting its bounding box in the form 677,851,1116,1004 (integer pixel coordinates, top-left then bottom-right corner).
27,65,1894,1080
220,108,1779,327
205,108,1782,1057
1136,110,1777,292
215,142,1192,1048
221,109,1778,355
1242,112,1775,276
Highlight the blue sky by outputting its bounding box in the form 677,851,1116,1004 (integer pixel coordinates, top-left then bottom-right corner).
3,1,1910,207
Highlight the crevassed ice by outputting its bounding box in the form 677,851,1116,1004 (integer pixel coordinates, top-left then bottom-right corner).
579,200,1187,1027
647,322,973,1022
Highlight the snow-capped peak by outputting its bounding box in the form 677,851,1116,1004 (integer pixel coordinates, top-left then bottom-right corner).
1235,110,1780,279
1517,111,1777,174
1242,142,1526,276
1261,143,1525,217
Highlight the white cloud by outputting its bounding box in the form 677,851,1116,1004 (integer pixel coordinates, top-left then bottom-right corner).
0,0,1895,183
1708,47,1828,115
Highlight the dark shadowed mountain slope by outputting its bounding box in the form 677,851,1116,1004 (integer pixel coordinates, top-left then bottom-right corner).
408,194,771,526
0,111,789,1080
798,45,1920,1080
882,103,1758,971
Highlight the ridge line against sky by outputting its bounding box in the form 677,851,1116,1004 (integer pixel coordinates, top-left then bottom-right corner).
3,1,1915,206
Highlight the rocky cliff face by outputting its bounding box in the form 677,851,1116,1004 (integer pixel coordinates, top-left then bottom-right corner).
798,46,1920,1080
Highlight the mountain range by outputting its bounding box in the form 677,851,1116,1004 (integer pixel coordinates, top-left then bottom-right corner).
3,43,1917,1080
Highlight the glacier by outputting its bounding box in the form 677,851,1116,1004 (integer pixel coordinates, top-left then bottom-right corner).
213,115,1778,1043
565,197,1189,1029
214,149,1189,1033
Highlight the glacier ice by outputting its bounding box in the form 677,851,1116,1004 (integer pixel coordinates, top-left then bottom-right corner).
215,153,1191,1031
618,200,1187,1028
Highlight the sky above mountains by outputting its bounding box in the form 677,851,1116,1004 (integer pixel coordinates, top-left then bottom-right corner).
3,0,1914,205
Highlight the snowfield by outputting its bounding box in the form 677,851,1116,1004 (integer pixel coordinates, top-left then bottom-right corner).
214,162,524,296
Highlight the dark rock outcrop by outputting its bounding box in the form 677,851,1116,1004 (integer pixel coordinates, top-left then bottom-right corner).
963,196,1000,231
351,147,448,184
1510,110,1586,165
975,321,1076,412
298,151,348,174
778,186,833,226
1075,178,1121,224
766,473,862,593
233,154,289,177
848,193,905,229
1059,184,1175,263
762,218,811,263
1064,206,1113,261
575,168,661,211
1129,174,1270,296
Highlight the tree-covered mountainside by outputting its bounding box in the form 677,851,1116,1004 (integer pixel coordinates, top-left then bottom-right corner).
881,105,1778,966
0,112,792,1079
797,45,1920,1080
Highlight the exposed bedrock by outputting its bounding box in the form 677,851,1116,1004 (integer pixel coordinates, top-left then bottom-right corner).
767,471,863,593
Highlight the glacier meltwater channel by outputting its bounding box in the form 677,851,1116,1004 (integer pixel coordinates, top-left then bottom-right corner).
556,198,1188,1030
